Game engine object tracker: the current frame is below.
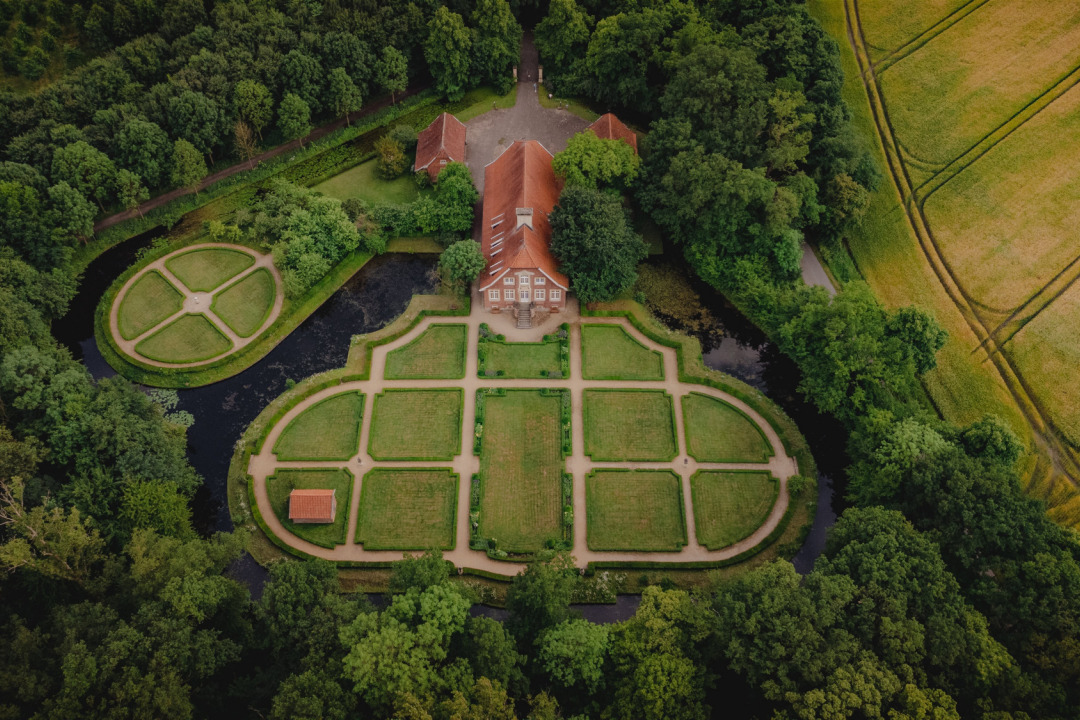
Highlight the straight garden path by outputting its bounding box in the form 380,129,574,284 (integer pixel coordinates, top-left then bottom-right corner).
108,243,284,368
247,293,799,577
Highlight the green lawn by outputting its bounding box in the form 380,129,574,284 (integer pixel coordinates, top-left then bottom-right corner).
480,339,562,378
164,247,254,292
585,470,687,551
581,324,664,380
690,471,778,550
313,158,421,205
681,393,773,463
355,468,458,550
453,85,518,123
211,268,276,337
274,391,364,461
368,389,462,460
583,390,677,462
134,313,233,363
385,324,468,379
478,391,564,553
266,468,354,548
118,271,185,340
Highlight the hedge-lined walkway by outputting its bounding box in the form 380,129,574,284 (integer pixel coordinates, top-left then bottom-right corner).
246,295,799,577
108,243,284,368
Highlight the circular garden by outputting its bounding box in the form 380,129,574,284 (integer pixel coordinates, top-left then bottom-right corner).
109,244,283,367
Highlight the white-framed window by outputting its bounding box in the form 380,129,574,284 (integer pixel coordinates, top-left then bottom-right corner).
503,276,515,285
440,159,447,164
535,289,546,301
488,289,500,301
550,290,562,301
518,274,530,285
534,277,545,285
505,289,515,301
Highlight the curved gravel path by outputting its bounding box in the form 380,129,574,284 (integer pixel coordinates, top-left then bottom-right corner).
109,243,284,368
247,297,800,577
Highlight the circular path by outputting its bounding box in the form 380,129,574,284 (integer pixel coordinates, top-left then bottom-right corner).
247,298,800,577
109,243,284,368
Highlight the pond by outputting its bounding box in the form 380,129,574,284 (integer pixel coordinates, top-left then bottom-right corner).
56,239,845,617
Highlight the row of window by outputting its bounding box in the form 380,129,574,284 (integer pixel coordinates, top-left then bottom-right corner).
488,289,561,302
503,275,544,286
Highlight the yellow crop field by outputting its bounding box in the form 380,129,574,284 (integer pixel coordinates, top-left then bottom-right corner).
925,83,1080,310
809,0,1080,529
880,0,1080,165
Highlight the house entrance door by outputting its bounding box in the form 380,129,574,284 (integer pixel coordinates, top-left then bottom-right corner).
520,289,531,302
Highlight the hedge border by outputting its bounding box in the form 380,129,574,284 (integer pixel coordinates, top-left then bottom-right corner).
354,467,459,551
584,468,688,552
366,388,464,462
273,390,365,462
689,469,780,551
581,388,679,463
681,391,774,464
579,323,665,381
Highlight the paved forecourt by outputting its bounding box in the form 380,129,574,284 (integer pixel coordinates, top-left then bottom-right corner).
109,243,284,368
247,302,800,577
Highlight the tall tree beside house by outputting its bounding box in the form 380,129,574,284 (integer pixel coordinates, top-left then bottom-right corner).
552,130,640,191
425,6,473,102
375,46,408,104
439,240,485,292
471,0,522,94
549,185,647,304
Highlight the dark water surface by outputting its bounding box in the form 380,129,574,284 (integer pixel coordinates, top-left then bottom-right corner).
56,240,843,617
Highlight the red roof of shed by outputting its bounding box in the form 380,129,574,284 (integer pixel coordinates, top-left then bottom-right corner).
588,113,638,154
288,489,336,522
479,141,568,290
414,113,467,173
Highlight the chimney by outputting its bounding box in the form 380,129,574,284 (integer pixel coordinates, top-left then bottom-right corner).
515,207,533,229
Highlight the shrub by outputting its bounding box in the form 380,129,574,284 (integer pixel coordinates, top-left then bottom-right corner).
375,135,408,179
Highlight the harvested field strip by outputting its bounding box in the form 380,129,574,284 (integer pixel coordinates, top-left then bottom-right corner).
583,390,677,462
164,247,254,292
117,271,184,340
266,468,353,548
878,0,1080,164
134,314,233,364
274,391,364,461
923,83,1080,310
385,324,468,379
585,470,687,552
355,468,457,550
212,268,275,337
580,324,664,380
368,389,462,461
690,471,778,550
477,390,564,553
681,393,773,463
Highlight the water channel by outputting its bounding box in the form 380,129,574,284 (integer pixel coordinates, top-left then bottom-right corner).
55,235,845,622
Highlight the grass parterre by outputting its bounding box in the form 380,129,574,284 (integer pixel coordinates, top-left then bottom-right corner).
355,468,458,550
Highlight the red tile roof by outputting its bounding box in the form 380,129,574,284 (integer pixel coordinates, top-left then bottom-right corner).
478,141,569,290
588,113,638,154
414,113,467,173
288,489,336,522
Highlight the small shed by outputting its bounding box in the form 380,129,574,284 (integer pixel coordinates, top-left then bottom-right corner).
414,112,467,180
587,113,638,154
288,488,337,524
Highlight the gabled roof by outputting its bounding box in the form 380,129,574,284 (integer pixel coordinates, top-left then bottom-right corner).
288,489,336,522
479,141,568,291
414,113,467,172
588,113,638,154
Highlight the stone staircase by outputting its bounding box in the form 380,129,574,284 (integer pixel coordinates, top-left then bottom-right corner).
516,304,532,329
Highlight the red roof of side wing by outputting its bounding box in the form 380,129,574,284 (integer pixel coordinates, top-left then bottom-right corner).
414,113,467,172
479,141,569,290
588,113,638,154
288,489,336,522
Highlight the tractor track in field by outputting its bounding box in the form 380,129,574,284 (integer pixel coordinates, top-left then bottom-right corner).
870,0,991,74
845,0,1080,487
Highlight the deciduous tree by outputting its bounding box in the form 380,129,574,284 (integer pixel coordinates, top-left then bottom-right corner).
170,138,207,196
425,6,472,102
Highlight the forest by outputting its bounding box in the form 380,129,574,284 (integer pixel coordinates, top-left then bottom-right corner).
0,0,1077,718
